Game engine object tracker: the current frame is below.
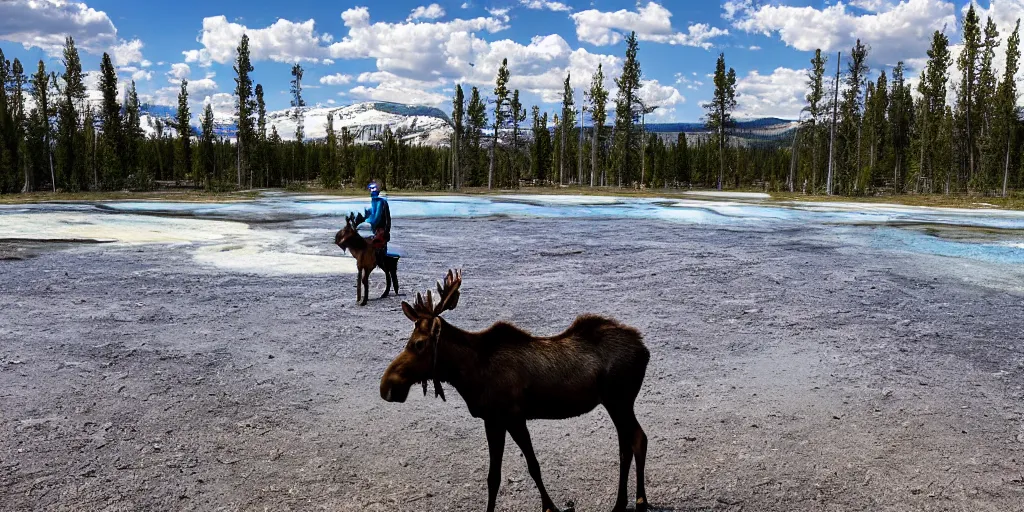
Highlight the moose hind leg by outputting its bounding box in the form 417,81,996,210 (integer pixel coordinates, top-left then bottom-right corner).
606,406,638,512
484,420,506,512
507,420,560,512
632,415,648,512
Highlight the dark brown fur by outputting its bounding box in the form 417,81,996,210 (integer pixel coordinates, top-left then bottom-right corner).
380,270,651,512
333,214,399,306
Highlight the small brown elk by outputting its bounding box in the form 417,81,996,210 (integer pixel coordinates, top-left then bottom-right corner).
334,212,399,306
380,269,651,512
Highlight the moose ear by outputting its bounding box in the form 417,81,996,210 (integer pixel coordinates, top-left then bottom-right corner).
401,301,418,322
430,317,442,341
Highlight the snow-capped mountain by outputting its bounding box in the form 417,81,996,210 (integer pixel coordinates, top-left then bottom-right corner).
138,101,454,147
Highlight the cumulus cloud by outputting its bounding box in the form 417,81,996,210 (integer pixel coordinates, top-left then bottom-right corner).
638,79,685,110
131,69,153,82
349,83,450,106
319,73,354,85
167,63,191,82
0,0,116,55
408,3,446,21
571,2,728,48
184,15,331,66
733,67,807,119
726,0,955,67
520,0,572,12
111,39,144,66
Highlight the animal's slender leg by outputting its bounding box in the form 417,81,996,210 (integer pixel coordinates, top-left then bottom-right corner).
381,267,391,298
484,420,506,512
630,411,647,512
355,269,362,304
507,419,560,512
361,270,370,306
391,261,399,295
606,407,634,512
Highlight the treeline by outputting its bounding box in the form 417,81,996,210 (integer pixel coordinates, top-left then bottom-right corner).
2,10,1021,196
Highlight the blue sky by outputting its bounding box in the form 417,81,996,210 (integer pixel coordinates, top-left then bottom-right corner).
1,0,1022,123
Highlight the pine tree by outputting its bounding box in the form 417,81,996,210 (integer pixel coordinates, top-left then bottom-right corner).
175,79,191,183
0,50,11,193
957,4,982,187
674,132,689,185
200,103,215,188
290,63,306,183
866,71,888,185
998,20,1021,197
977,16,1001,189
509,89,526,188
10,58,28,193
451,84,465,189
124,80,144,188
587,64,608,187
559,72,575,185
255,83,267,187
234,33,255,187
705,52,737,190
97,52,123,189
838,39,868,194
918,30,952,191
466,86,486,185
322,111,340,188
490,58,509,189
888,62,913,193
804,50,827,192
56,36,86,191
614,31,643,187
30,60,54,192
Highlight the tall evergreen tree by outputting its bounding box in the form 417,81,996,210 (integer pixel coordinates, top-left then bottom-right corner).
490,58,509,189
587,63,608,187
98,52,123,188
234,33,255,187
10,58,28,192
255,83,267,188
30,60,54,192
175,79,191,183
888,62,913,193
509,89,526,188
957,4,982,186
466,86,486,185
918,30,952,191
451,84,465,189
530,106,551,182
838,39,868,193
199,103,215,188
614,32,643,187
559,72,575,185
998,20,1021,197
0,50,11,192
804,50,827,192
705,52,737,190
124,80,144,187
56,36,86,190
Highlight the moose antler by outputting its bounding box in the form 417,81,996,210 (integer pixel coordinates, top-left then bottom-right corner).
410,269,462,318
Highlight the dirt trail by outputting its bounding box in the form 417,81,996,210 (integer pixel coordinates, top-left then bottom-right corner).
1,217,1023,511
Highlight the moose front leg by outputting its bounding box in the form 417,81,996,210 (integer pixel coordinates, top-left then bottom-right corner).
355,269,362,304
507,420,561,512
484,420,506,512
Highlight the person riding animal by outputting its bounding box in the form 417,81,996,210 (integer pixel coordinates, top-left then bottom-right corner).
353,180,391,263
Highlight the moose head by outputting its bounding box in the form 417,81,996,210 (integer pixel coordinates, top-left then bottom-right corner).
380,269,462,403
334,212,364,252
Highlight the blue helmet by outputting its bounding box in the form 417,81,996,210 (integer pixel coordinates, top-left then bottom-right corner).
368,180,380,197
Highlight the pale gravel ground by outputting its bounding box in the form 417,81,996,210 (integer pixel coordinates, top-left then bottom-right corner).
1,215,1023,512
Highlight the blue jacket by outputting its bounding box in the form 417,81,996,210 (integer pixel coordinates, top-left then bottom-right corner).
363,196,391,238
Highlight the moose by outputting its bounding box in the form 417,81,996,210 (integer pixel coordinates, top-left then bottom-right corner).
379,269,652,512
334,212,400,306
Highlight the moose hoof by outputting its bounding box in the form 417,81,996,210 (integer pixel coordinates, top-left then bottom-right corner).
379,292,390,299
635,497,648,512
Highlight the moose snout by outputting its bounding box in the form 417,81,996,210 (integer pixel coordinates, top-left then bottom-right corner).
380,372,409,403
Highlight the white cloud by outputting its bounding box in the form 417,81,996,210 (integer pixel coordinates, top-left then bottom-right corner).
323,58,335,65
327,99,336,105
167,63,191,82
748,45,761,51
0,0,116,55
638,79,685,110
727,0,956,67
328,7,509,81
520,0,572,12
674,72,704,90
185,15,330,66
571,2,728,48
132,69,153,82
461,2,471,8
112,39,144,66
849,0,896,13
486,7,511,21
349,83,449,106
320,73,353,85
734,67,807,119
408,4,446,21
